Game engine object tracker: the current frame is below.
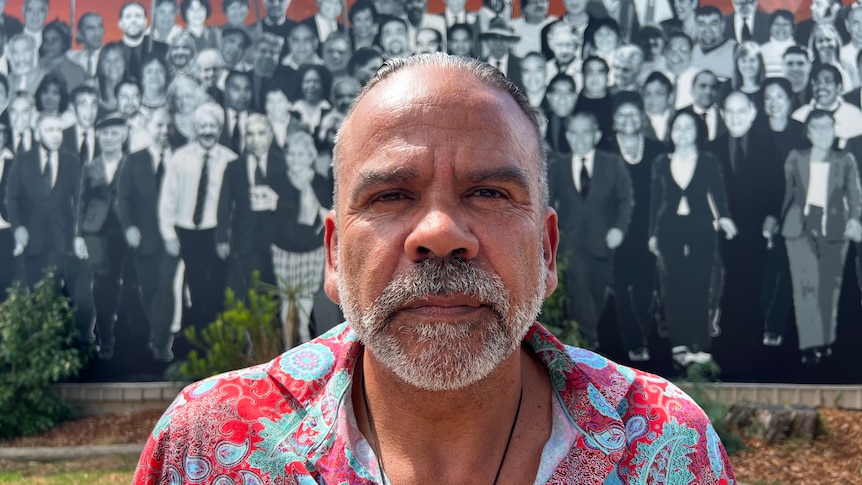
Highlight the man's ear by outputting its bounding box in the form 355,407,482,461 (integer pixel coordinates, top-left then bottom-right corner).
323,210,341,304
542,207,559,298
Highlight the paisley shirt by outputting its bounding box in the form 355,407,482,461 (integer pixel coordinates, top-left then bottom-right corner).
133,323,736,484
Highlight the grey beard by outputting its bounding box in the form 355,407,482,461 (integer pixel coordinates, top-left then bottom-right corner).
338,254,546,391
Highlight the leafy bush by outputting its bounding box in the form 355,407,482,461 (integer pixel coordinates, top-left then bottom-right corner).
680,361,746,455
170,275,283,381
0,272,89,439
541,256,586,348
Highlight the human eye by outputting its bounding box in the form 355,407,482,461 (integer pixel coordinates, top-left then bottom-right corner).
472,187,507,198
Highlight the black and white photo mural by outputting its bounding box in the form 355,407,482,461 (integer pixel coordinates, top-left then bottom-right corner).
1,0,861,383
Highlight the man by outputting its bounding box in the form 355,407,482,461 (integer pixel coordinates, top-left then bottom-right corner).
415,27,443,54
158,102,237,332
67,12,104,78
249,33,283,110
7,91,34,155
72,115,130,360
642,70,674,143
348,0,379,51
511,0,557,58
194,48,226,103
300,0,343,48
280,22,323,71
609,44,644,94
541,0,599,61
321,32,351,76
134,53,735,484
723,0,769,44
220,70,255,154
347,46,384,85
4,114,80,287
679,69,725,141
841,6,862,89
219,26,252,71
379,17,411,59
519,50,547,107
690,6,735,80
107,2,169,80
550,111,632,351
317,75,361,153
150,0,182,44
544,22,580,87
708,91,784,350
116,79,150,152
61,86,99,165
403,0,447,53
216,114,283,297
20,0,47,51
664,31,698,109
255,0,296,59
792,63,862,143
783,46,812,110
480,19,522,87
118,107,179,363
6,34,44,94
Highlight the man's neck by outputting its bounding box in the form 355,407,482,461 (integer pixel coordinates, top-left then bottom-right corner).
103,150,123,163
354,346,551,484
266,14,287,25
124,33,145,46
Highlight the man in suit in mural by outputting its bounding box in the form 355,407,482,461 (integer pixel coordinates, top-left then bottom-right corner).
549,111,633,350
216,114,284,297
73,115,130,360
7,91,35,156
724,0,770,44
67,12,104,79
220,70,256,154
61,86,99,165
480,19,522,88
118,107,179,363
4,114,80,287
679,69,725,141
781,109,862,365
299,0,343,49
107,2,169,80
256,0,295,59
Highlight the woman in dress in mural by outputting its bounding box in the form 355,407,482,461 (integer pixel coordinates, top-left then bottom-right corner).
648,111,736,367
271,131,333,348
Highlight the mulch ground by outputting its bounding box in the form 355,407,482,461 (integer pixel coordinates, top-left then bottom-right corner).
1,407,861,483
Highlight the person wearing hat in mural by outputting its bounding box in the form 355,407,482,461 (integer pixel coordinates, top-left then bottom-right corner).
73,113,130,360
480,17,523,89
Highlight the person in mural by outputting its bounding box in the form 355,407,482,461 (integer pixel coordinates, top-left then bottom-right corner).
270,130,332,347
255,0,295,60
7,90,35,156
731,41,766,100
648,110,736,367
118,107,179,363
599,91,667,362
133,53,735,485
73,114,130,361
760,9,796,79
479,18,522,87
67,12,105,79
5,113,80,288
550,111,633,351
678,69,724,141
783,46,813,111
220,69,254,154
6,33,46,95
106,1,168,81
724,0,770,44
792,63,862,143
0,122,15,301
158,102,236,333
150,0,182,45
321,32,352,76
347,0,380,52
179,0,218,51
61,86,99,166
299,0,343,47
573,55,613,136
781,109,862,365
542,72,577,155
448,22,476,57
642,70,674,144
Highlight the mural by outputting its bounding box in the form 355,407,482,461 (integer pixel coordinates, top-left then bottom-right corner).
1,0,861,383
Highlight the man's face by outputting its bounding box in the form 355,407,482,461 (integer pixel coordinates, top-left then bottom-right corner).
643,80,672,114
354,56,384,85
721,94,756,137
119,4,148,38
664,36,691,74
448,29,473,56
169,39,195,67
783,53,811,89
807,116,835,149
264,0,290,18
582,60,608,97
732,0,758,18
97,125,129,153
41,29,64,59
301,69,323,101
613,54,641,87
696,13,724,49
333,82,359,113
692,72,719,109
74,93,99,129
549,30,578,64
326,66,556,391
486,36,512,59
318,0,341,21
38,117,63,150
254,41,280,75
245,120,273,157
154,1,178,32
265,90,292,121
404,0,427,21
147,110,173,147
520,56,546,93
286,141,315,171
323,38,351,72
225,1,249,25
848,9,862,43
352,8,377,39
381,21,408,56
226,75,253,111
9,38,35,74
197,59,223,87
23,0,47,31
79,15,105,50
562,0,587,15
221,33,247,65
289,25,317,63
195,115,221,148
117,84,142,116
416,29,442,54
566,115,601,155
9,98,33,132
546,79,576,117
813,69,840,106
522,0,549,21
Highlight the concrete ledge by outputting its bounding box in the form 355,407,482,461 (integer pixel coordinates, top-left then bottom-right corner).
0,444,144,461
52,382,186,416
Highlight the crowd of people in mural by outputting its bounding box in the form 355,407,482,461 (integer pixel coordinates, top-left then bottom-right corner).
1,0,862,373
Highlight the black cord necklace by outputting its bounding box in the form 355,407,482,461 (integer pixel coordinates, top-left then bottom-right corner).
360,371,524,485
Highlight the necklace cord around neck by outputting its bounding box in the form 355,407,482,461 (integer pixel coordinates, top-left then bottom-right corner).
360,370,525,485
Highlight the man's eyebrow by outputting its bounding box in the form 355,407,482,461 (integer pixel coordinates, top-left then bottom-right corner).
467,166,532,191
350,166,420,200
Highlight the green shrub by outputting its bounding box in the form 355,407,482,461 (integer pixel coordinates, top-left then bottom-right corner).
170,275,283,381
679,361,746,455
0,271,89,440
541,256,586,348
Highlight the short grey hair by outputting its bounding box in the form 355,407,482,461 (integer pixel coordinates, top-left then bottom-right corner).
193,102,224,130
332,53,548,207
244,112,272,134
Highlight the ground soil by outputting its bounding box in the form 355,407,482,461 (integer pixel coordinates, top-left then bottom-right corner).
0,407,860,483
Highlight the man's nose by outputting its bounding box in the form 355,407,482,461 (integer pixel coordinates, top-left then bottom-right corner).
404,204,479,262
